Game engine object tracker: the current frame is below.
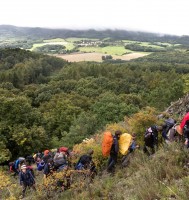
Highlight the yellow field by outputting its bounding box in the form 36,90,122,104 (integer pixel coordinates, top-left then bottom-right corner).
54,52,150,62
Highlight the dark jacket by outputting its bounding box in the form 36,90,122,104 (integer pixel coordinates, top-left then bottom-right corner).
43,154,51,164
19,170,35,186
78,155,92,165
110,135,119,155
44,163,53,176
144,126,158,147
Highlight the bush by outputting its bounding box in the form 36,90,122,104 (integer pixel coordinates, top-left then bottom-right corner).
127,107,158,144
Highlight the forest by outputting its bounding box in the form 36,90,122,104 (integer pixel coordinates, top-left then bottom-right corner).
0,48,188,164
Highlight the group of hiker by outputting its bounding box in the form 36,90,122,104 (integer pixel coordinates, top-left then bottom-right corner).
8,108,189,198
9,147,96,198
143,109,189,156
103,108,189,172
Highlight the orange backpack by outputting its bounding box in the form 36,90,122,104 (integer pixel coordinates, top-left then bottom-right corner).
102,131,113,157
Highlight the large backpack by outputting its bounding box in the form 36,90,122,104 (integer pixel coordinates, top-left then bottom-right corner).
102,131,113,157
59,147,68,153
119,133,132,155
9,162,15,172
164,118,176,135
54,157,66,168
14,159,20,169
37,161,45,171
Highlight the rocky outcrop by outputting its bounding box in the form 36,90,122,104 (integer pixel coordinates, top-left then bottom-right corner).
165,93,189,117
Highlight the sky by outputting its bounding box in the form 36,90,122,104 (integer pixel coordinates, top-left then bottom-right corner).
1,0,189,35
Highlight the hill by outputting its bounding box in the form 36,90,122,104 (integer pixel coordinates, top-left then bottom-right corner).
3,25,189,63
0,48,186,162
1,25,189,44
0,48,189,199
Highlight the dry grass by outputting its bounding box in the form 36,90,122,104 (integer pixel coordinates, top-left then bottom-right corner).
54,52,149,62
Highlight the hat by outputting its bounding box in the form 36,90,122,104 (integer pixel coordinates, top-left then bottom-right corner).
44,150,50,156
21,165,27,170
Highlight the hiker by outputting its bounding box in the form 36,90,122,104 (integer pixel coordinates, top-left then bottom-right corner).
44,158,54,178
180,108,189,148
26,155,35,166
53,148,61,161
9,161,19,177
107,130,122,173
54,150,68,171
143,125,162,156
166,124,178,143
129,133,139,153
162,118,176,142
19,164,36,198
75,149,97,179
75,149,94,170
33,152,42,162
43,150,51,163
12,157,25,176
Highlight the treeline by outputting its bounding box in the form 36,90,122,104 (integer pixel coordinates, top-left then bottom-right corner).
0,49,187,163
35,44,66,54
125,43,166,52
136,51,189,64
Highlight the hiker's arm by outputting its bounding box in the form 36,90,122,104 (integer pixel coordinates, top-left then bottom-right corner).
43,164,49,175
19,173,23,185
29,171,35,182
114,139,119,154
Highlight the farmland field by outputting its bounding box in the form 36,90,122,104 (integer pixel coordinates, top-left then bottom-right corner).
55,52,150,62
29,37,178,62
79,46,131,56
66,37,99,42
122,40,173,49
30,39,75,51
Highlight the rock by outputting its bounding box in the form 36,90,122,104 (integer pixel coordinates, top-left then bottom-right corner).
165,93,189,117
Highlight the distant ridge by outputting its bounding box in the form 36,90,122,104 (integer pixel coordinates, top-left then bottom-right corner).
1,24,189,44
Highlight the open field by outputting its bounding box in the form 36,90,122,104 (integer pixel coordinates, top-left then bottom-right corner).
43,38,66,42
30,39,75,51
122,40,175,49
29,38,181,62
55,52,150,62
66,37,99,42
79,46,131,56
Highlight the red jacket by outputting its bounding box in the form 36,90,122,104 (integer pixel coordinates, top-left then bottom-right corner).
180,112,189,129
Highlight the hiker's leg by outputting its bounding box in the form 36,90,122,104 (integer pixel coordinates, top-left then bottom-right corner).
13,169,19,177
107,156,115,171
107,154,117,172
22,184,27,197
107,157,113,167
122,154,130,167
31,184,36,191
151,146,155,155
143,145,150,156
